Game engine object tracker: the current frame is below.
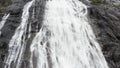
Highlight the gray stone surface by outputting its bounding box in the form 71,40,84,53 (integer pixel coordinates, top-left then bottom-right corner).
88,3,120,68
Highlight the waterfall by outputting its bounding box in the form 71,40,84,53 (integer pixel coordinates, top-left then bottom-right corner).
4,0,34,68
3,0,109,68
0,14,10,35
30,0,109,68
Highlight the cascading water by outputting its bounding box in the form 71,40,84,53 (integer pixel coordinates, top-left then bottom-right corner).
3,0,109,68
0,14,10,35
4,0,34,68
30,0,109,68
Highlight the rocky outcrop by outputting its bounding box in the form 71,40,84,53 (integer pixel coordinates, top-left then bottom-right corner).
20,0,46,68
85,0,120,68
88,6,120,68
0,0,11,21
80,0,120,68
0,0,46,67
105,0,120,6
0,0,30,67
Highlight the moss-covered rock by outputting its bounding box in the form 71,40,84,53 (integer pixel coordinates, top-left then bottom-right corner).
90,0,120,8
0,0,12,13
90,0,104,5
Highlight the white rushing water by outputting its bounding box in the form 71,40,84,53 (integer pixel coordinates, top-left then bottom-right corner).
30,0,109,68
0,14,10,35
4,1,34,68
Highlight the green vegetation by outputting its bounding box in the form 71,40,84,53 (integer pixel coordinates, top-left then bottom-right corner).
90,0,105,5
0,0,12,6
113,5,120,8
0,8,6,13
0,0,12,13
90,0,120,8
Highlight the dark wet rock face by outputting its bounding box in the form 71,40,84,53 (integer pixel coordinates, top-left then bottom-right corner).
87,1,120,68
0,0,30,67
0,0,11,66
7,4,23,15
0,8,22,68
21,0,46,68
0,0,11,20
0,0,46,67
79,0,120,68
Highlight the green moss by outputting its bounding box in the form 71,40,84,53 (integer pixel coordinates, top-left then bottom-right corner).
91,0,101,5
90,0,120,8
0,7,7,13
0,8,6,13
90,0,105,5
113,5,120,8
0,1,12,13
